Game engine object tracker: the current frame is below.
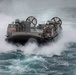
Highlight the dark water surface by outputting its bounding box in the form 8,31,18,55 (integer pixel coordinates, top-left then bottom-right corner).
0,43,76,75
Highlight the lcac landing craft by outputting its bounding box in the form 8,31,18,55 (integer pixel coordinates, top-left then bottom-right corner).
5,16,62,45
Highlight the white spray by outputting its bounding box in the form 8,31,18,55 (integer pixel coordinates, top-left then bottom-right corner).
0,13,76,57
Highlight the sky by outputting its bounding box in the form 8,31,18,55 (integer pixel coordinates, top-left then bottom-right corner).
0,0,76,20
0,0,76,7
0,0,76,12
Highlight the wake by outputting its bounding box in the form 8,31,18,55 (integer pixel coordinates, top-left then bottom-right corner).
0,13,76,57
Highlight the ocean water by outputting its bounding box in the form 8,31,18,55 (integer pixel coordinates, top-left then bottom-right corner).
0,1,76,75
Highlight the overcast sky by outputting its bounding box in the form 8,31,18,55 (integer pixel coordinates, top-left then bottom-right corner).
26,0,76,7
0,0,76,9
0,0,76,20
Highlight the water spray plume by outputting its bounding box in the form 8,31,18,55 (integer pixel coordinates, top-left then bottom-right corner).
0,12,76,57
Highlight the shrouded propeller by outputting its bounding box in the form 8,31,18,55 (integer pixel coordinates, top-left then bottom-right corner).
26,16,37,27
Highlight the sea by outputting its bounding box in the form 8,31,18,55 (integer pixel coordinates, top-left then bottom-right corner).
0,1,76,75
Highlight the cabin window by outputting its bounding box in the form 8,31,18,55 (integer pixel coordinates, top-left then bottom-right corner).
11,25,13,28
8,24,16,28
13,25,16,28
8,24,11,28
